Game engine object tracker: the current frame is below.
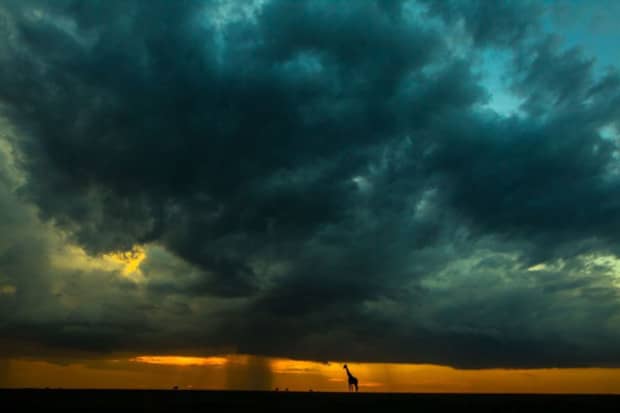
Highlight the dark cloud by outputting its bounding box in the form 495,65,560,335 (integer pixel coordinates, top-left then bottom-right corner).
420,0,541,47
0,0,619,369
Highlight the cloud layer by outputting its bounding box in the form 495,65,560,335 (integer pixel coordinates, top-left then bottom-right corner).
0,0,619,368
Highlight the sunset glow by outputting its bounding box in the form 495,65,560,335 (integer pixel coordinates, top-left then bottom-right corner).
3,356,620,394
131,356,229,367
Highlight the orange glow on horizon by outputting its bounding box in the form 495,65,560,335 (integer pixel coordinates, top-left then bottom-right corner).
3,355,620,394
131,356,229,367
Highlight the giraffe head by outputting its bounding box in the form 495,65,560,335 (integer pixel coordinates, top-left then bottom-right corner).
343,364,347,369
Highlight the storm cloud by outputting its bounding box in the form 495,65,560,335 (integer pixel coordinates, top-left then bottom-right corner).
0,0,619,368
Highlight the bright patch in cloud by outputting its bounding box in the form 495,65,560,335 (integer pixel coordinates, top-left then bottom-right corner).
103,246,147,277
52,244,147,282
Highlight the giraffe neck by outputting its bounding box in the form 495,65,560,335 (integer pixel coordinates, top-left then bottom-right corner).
345,367,353,378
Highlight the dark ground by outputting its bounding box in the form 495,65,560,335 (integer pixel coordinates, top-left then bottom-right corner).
1,389,618,412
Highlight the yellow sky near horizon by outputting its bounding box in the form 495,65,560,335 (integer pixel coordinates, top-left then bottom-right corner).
3,355,620,394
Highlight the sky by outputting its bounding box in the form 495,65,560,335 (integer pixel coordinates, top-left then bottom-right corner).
0,0,620,393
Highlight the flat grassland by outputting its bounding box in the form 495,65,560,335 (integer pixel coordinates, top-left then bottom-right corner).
1,389,618,412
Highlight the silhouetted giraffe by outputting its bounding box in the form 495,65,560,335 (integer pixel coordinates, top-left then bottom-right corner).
343,364,358,392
